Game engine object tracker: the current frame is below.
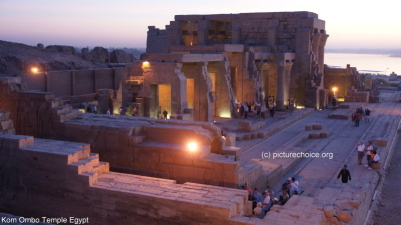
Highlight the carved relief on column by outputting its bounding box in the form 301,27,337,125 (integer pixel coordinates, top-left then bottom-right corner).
318,34,329,75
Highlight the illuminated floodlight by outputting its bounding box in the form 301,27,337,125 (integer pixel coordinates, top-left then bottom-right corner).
142,61,150,67
31,67,39,73
332,87,338,92
296,106,305,109
187,142,198,152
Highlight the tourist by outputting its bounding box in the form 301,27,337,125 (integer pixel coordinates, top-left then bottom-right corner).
282,190,290,204
251,188,262,210
157,106,162,119
242,183,252,200
289,177,299,196
351,111,356,126
264,186,274,196
261,191,271,215
368,151,380,169
244,104,248,119
355,111,361,127
163,109,168,119
277,195,285,205
289,98,295,115
357,140,365,165
93,105,97,114
106,109,111,115
337,165,352,183
268,101,275,118
261,104,266,119
281,178,291,195
365,142,374,167
253,202,263,219
365,108,371,122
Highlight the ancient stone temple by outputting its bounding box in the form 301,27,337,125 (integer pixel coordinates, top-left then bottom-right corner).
126,11,329,122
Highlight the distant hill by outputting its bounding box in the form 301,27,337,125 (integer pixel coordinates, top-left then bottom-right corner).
0,40,143,76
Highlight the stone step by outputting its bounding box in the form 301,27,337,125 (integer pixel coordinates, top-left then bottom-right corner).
92,161,110,176
0,127,15,135
130,134,146,144
0,110,10,120
48,98,64,108
59,110,83,123
0,119,14,131
68,155,100,175
53,105,72,115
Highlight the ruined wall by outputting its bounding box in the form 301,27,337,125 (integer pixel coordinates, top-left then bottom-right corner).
21,68,126,97
0,77,261,188
0,77,82,139
129,61,187,118
146,26,169,54
0,134,250,225
182,62,213,122
324,64,360,98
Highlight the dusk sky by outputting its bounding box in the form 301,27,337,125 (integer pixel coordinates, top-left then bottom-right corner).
1,0,400,49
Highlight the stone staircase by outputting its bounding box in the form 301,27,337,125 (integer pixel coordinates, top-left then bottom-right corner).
345,86,370,102
47,98,83,123
18,137,109,186
0,111,15,135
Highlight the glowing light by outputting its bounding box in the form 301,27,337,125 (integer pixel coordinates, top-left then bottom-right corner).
142,61,149,67
296,106,305,109
31,67,39,73
332,87,338,92
187,142,198,152
219,110,231,118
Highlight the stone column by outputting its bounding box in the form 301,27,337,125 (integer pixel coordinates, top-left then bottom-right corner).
283,62,294,106
276,61,285,111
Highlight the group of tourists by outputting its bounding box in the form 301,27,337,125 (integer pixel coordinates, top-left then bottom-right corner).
156,106,169,119
236,96,277,119
242,176,300,219
357,140,380,169
86,104,97,114
337,140,381,184
351,107,371,127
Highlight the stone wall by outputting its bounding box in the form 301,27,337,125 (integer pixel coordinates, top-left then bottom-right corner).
0,134,250,225
0,77,262,189
21,68,126,97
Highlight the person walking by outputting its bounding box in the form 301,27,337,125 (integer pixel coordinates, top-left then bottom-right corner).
162,109,168,119
157,106,162,119
357,140,365,165
355,111,361,127
337,165,352,183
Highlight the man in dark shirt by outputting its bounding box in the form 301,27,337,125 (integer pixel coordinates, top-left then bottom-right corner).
337,165,352,183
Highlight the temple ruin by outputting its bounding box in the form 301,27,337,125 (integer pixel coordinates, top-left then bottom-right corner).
0,11,396,225
126,11,329,121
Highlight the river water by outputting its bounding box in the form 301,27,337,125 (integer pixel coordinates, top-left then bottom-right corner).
324,53,401,75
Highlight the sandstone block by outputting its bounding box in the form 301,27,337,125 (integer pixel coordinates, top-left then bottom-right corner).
376,138,387,147
372,162,381,169
305,125,312,131
238,121,252,132
309,133,319,139
312,123,323,130
323,205,335,218
225,133,236,147
319,129,333,138
337,210,351,222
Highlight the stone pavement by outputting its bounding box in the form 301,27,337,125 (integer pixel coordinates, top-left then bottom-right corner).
229,91,401,224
